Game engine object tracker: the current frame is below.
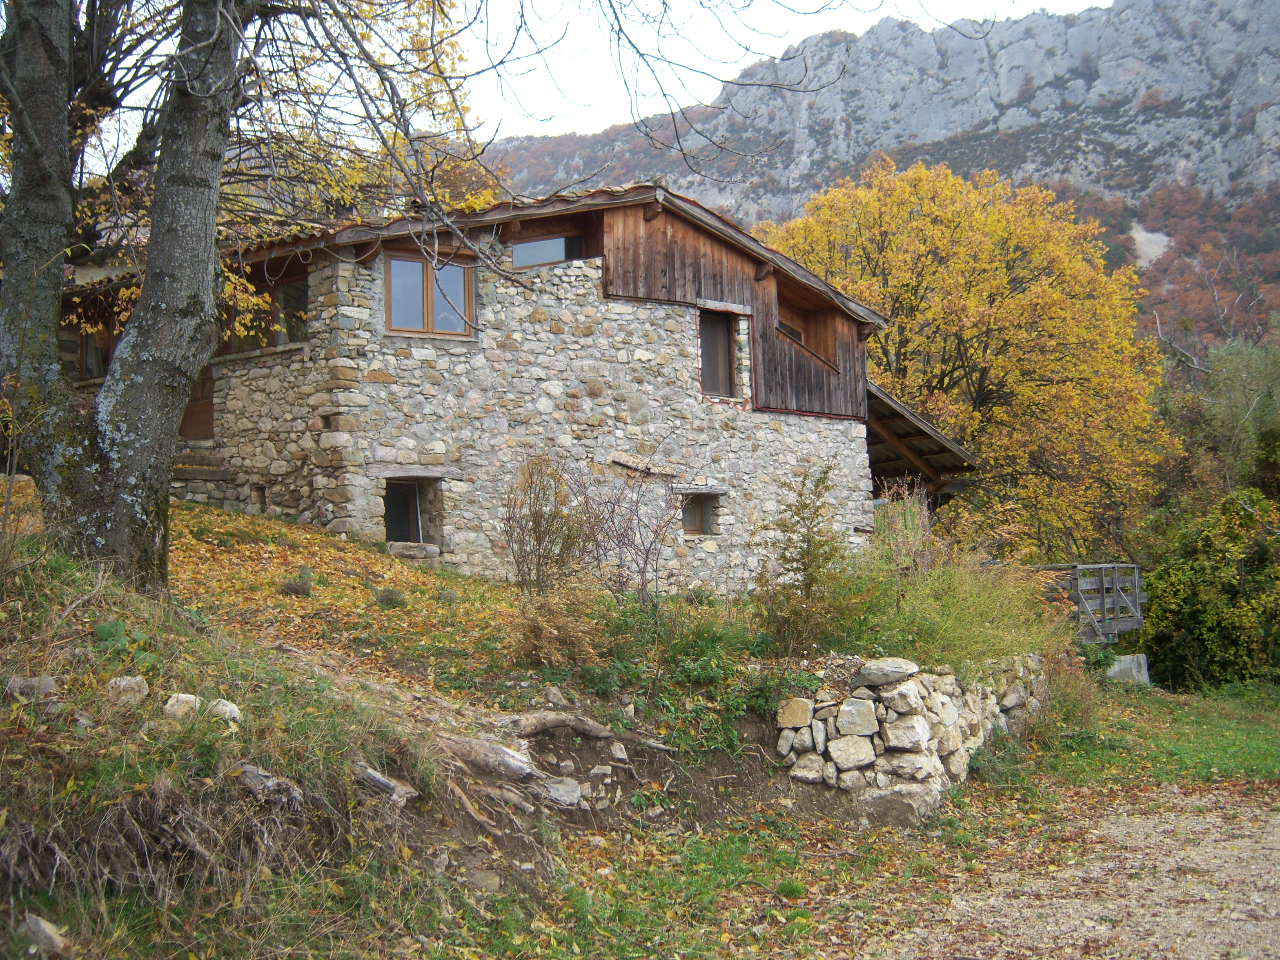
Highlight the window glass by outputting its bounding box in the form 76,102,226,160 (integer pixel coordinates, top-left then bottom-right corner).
433,263,468,334
275,277,308,343
512,235,584,268
389,258,425,330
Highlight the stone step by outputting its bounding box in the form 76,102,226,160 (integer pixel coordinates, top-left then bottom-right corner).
173,464,233,482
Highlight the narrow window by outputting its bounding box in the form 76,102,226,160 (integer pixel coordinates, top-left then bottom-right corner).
251,485,268,513
387,256,473,335
682,494,720,535
699,311,736,397
384,480,422,542
272,276,308,344
512,235,585,269
388,258,427,332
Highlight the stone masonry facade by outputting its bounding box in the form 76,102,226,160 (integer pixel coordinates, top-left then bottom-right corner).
174,247,875,590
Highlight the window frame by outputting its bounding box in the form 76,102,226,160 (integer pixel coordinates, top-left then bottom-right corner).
511,234,586,270
698,310,738,399
384,253,476,337
681,493,721,536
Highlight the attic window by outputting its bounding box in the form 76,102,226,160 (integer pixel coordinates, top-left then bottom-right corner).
512,235,585,269
778,300,837,368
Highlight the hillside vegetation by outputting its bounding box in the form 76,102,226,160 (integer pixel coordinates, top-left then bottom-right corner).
3,506,1278,957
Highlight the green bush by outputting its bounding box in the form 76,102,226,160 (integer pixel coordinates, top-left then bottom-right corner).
1140,489,1280,690
843,488,1069,666
751,466,868,656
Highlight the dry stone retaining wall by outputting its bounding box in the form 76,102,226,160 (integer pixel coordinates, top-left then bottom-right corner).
775,654,1047,824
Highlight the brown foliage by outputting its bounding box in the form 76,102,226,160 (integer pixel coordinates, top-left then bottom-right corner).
502,576,608,668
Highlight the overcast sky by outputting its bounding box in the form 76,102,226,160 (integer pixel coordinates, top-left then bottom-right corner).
460,0,1113,140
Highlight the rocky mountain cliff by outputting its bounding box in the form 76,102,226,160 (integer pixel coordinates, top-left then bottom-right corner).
491,0,1279,223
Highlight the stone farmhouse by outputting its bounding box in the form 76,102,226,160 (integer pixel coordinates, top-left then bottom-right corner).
66,185,974,589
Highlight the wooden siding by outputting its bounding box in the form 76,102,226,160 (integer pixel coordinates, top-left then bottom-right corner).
601,206,866,418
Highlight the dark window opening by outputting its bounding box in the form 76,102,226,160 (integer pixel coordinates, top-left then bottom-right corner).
699,311,737,398
778,319,804,344
384,478,444,546
682,493,720,535
512,235,585,269
252,484,268,512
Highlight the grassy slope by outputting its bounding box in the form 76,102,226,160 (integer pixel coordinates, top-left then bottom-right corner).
4,505,1277,958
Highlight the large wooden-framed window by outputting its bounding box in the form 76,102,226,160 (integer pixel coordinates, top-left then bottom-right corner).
699,310,737,398
386,255,473,336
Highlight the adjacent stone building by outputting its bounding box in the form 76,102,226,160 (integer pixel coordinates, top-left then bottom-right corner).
68,186,973,590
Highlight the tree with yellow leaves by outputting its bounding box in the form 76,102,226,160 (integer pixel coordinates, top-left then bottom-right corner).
757,158,1176,560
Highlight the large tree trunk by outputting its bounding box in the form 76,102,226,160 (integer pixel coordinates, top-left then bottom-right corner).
0,0,76,493
0,0,244,594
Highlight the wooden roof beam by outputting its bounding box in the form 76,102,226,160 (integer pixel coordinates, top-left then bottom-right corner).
867,414,942,482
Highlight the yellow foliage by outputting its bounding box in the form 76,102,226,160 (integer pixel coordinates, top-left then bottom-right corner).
757,158,1178,559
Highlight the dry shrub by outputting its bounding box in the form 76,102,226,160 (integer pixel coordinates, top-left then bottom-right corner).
503,576,608,668
1028,639,1100,746
502,455,596,594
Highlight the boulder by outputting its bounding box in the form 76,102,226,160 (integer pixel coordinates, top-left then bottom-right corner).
540,777,582,806
827,735,876,770
882,714,932,752
811,718,827,754
823,761,838,787
776,697,814,728
208,698,242,723
880,751,944,782
776,728,796,756
789,752,825,783
1106,653,1151,685
860,784,943,828
793,725,814,753
163,693,202,720
855,657,919,686
835,698,878,735
5,675,58,700
879,680,924,715
106,675,149,707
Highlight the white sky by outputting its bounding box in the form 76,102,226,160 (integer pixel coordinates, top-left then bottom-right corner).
461,0,1113,139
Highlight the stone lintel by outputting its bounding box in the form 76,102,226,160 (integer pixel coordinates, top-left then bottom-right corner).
367,464,464,480
672,484,729,496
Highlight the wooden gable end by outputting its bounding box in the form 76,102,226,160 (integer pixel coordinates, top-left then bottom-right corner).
601,205,866,419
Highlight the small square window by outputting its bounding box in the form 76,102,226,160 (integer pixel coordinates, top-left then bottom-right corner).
682,493,720,535
512,235,585,269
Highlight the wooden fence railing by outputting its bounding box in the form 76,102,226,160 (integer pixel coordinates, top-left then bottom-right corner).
1042,563,1147,643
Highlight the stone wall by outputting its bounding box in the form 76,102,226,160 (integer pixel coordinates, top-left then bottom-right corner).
774,653,1047,825
181,248,875,591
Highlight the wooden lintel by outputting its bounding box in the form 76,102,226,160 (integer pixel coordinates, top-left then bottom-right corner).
867,414,942,482
643,202,663,222
754,261,774,282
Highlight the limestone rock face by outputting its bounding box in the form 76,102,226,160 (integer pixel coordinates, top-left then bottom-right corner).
496,0,1280,221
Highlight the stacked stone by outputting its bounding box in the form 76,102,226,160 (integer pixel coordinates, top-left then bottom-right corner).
776,654,1046,798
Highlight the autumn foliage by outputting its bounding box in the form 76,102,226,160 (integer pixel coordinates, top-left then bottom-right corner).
757,159,1176,559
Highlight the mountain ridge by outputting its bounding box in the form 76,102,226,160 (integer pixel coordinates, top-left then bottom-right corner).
490,0,1279,224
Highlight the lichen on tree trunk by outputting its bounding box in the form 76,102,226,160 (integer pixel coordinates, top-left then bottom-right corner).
0,0,245,594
